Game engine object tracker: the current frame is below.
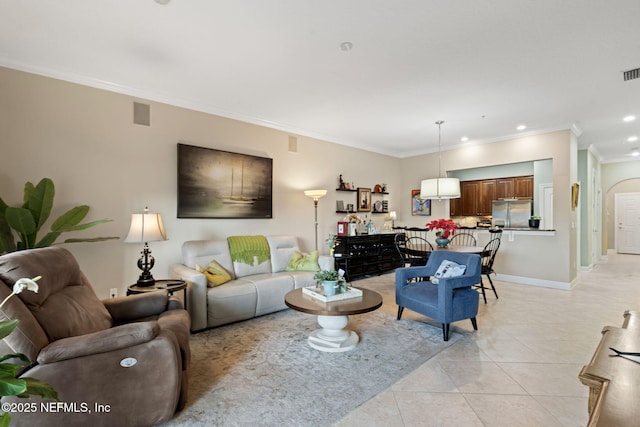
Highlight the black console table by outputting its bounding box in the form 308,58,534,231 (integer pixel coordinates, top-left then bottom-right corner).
333,233,401,281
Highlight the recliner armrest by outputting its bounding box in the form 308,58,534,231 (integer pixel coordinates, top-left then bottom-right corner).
102,292,169,322
37,321,159,364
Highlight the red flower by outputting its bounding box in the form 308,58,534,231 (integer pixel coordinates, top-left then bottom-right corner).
425,219,459,239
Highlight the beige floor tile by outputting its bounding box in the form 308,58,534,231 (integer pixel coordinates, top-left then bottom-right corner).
439,361,527,395
533,395,589,427
464,394,563,427
497,362,588,397
391,358,459,393
394,391,484,427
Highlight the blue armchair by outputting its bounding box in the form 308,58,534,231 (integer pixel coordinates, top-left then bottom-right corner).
395,250,481,341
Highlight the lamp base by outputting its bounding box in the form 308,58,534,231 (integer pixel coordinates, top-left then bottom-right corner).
135,245,156,287
135,274,156,287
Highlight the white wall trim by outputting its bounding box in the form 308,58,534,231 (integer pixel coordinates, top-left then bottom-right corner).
494,273,573,290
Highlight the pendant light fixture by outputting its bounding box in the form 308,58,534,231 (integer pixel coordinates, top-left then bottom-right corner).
420,120,461,200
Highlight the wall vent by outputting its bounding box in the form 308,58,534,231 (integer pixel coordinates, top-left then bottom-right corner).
623,67,640,81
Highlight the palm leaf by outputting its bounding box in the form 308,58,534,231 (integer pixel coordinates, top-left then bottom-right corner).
26,178,54,230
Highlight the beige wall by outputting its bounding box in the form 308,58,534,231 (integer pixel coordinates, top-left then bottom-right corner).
1,66,580,297
400,130,578,284
0,67,401,298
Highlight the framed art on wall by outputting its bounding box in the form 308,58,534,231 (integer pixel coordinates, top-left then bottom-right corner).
411,189,431,216
177,143,273,219
357,187,371,212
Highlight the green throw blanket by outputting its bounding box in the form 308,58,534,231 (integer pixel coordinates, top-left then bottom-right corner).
227,235,271,266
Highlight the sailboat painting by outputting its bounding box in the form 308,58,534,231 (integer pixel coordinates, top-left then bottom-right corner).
177,143,273,219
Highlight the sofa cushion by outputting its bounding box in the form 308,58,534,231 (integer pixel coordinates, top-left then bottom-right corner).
228,235,271,278
196,260,232,287
266,235,302,272
182,240,235,280
285,251,319,272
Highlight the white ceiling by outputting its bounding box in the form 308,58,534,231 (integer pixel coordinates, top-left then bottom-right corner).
2,0,640,162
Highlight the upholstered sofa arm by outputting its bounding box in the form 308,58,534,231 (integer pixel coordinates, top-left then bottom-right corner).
169,263,208,331
37,321,159,364
102,292,170,322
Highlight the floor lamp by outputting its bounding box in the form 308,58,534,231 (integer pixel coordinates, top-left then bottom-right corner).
304,190,327,251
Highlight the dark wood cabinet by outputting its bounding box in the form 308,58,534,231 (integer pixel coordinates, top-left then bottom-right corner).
451,175,533,217
333,234,401,281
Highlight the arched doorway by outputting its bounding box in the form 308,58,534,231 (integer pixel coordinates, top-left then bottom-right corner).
605,178,640,254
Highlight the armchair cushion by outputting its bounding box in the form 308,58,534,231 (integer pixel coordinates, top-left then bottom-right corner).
432,259,467,283
37,321,159,364
103,292,170,323
0,247,112,341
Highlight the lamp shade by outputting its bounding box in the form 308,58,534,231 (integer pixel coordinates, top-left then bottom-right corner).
420,178,461,200
389,211,397,220
304,189,327,200
124,212,168,243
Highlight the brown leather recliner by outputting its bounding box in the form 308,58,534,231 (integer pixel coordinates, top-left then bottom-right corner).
0,247,190,427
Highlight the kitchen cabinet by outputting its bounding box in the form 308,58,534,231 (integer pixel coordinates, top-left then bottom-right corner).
451,175,533,217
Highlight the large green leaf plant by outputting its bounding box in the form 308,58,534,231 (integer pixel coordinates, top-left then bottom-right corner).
0,277,58,426
0,178,118,254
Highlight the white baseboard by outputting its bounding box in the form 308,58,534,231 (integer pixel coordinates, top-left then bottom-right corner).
494,273,573,290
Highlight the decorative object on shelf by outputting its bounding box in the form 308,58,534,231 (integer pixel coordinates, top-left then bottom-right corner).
177,143,273,219
337,221,348,236
373,200,383,213
346,203,354,212
343,212,363,236
336,200,345,211
412,189,432,216
426,218,459,249
373,184,383,193
0,177,117,254
304,189,327,251
124,206,168,286
529,216,541,229
339,174,346,190
0,276,59,420
357,187,371,212
420,121,461,200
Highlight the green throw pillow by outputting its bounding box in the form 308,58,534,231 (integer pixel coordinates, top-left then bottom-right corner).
285,250,319,272
196,259,232,287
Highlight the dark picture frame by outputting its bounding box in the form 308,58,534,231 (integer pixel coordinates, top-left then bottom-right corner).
177,143,273,219
357,187,372,212
411,189,431,216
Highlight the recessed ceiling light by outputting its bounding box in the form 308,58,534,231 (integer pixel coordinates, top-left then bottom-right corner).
631,148,640,157
155,0,170,4
340,42,353,52
516,125,527,131
460,136,469,142
623,115,636,122
628,136,638,142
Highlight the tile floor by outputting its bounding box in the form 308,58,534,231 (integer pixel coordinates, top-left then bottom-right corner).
334,251,640,427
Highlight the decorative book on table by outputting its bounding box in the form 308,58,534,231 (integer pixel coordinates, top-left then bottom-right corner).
302,286,363,302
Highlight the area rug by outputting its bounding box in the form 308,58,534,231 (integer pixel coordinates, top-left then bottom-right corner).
162,309,458,427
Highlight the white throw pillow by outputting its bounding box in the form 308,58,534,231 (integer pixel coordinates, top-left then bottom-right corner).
431,260,467,284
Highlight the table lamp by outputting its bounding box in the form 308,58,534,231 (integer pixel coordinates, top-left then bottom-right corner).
124,207,168,286
389,211,397,228
304,189,327,251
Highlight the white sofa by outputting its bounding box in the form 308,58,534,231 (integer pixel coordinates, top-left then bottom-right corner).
168,235,333,331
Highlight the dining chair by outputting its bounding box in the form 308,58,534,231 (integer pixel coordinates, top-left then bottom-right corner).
449,231,477,246
395,233,433,267
477,237,501,303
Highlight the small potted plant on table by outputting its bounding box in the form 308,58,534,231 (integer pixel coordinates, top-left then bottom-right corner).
314,270,342,296
529,216,541,229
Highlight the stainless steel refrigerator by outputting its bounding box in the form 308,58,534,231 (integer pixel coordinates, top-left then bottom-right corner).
491,200,532,228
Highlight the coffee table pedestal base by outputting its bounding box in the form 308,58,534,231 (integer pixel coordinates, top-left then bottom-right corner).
307,315,359,352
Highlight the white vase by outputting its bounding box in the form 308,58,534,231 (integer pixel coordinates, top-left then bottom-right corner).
348,222,357,236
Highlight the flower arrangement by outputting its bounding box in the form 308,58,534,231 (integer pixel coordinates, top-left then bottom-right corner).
325,234,339,250
426,218,459,239
343,213,363,224
0,276,59,425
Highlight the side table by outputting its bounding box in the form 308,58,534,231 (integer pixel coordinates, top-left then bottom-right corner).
127,279,187,310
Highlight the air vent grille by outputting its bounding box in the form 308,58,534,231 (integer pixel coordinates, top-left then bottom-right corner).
623,67,640,81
